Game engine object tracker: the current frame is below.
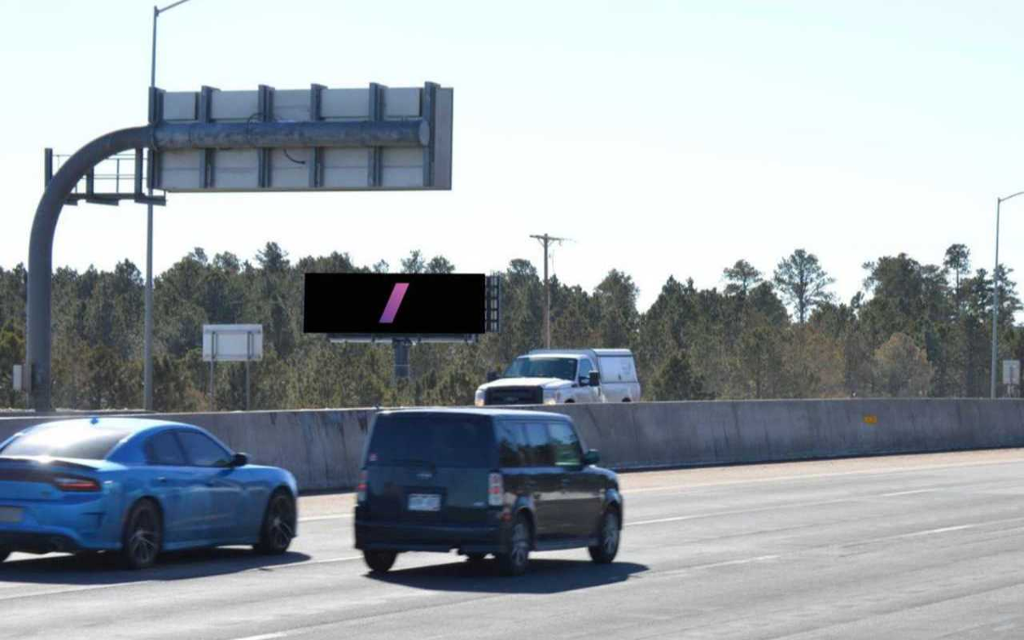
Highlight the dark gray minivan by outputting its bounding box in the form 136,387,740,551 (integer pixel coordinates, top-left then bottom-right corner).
354,408,623,576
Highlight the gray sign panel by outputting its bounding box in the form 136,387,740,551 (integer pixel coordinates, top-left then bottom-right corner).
150,83,452,192
1003,359,1021,386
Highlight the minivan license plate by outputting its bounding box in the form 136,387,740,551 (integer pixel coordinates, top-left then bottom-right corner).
0,506,24,523
408,494,441,512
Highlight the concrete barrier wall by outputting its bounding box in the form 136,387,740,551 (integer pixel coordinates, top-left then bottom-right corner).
1,399,1022,491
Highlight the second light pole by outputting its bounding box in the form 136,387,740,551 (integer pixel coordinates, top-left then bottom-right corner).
145,0,193,411
990,190,1024,398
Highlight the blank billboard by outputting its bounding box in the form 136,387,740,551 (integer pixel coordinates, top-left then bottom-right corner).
304,274,486,336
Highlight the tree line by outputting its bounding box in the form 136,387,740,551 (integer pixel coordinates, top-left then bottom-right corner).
0,242,1021,411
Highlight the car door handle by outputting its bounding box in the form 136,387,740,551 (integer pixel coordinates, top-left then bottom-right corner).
156,477,168,484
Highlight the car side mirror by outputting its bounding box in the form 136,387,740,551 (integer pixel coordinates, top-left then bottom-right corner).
588,371,601,386
582,449,600,466
486,371,499,382
231,452,249,467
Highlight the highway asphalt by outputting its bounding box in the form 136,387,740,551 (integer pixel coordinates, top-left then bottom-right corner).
1,448,1023,639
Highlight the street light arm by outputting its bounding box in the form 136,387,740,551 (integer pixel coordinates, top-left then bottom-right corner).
156,0,192,16
998,190,1024,203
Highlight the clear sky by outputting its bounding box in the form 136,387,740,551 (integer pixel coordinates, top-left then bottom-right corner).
1,0,1022,317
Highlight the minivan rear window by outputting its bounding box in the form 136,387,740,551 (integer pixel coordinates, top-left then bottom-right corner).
367,414,497,468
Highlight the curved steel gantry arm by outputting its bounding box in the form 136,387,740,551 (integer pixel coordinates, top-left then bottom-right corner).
27,117,431,411
27,126,153,411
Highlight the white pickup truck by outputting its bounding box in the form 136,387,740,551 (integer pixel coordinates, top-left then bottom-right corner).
474,348,642,406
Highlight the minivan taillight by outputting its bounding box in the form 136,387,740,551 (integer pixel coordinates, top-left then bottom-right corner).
53,476,100,492
488,472,503,507
357,470,368,503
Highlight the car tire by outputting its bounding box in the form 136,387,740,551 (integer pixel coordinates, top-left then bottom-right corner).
363,550,397,573
121,499,162,570
497,514,531,577
465,553,487,563
255,490,296,555
588,509,620,564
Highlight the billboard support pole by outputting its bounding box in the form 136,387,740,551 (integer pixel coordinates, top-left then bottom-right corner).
245,331,252,411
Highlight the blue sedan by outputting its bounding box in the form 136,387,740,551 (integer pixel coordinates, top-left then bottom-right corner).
0,417,298,569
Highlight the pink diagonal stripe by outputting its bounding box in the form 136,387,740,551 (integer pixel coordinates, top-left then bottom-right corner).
379,282,410,324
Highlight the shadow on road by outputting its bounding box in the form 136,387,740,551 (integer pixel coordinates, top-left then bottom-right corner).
367,556,648,594
0,547,310,586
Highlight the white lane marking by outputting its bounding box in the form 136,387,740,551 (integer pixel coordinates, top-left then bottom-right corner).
0,580,154,602
295,555,362,567
623,456,1024,495
626,496,856,527
881,489,936,497
298,514,351,523
896,524,975,538
682,555,780,571
230,633,290,640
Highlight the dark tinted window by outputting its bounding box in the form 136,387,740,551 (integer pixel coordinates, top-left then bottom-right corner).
367,414,496,468
548,421,582,467
145,431,187,466
177,431,232,467
522,422,554,466
496,422,525,467
0,425,130,461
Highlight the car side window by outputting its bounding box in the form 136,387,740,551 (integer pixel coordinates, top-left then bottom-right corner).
176,431,232,467
577,359,594,384
496,422,525,467
144,431,187,466
522,422,555,466
548,421,583,467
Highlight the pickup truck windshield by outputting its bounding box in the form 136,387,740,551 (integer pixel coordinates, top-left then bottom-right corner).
503,357,577,381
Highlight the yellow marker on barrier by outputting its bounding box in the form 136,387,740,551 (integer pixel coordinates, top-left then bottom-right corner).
863,414,878,425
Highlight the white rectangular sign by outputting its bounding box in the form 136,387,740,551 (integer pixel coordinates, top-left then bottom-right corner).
1004,359,1021,386
203,325,263,362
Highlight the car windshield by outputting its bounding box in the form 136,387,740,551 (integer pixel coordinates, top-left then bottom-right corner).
0,425,131,460
367,414,496,468
503,357,577,381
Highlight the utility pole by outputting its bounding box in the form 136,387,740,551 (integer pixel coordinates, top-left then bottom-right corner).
530,233,567,349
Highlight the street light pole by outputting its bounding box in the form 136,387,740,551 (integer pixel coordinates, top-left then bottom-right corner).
145,0,192,411
990,190,1024,399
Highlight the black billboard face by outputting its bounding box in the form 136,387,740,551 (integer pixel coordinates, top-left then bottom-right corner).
304,273,486,335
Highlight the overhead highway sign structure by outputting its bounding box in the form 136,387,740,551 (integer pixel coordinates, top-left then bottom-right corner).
150,83,453,191
24,81,453,411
